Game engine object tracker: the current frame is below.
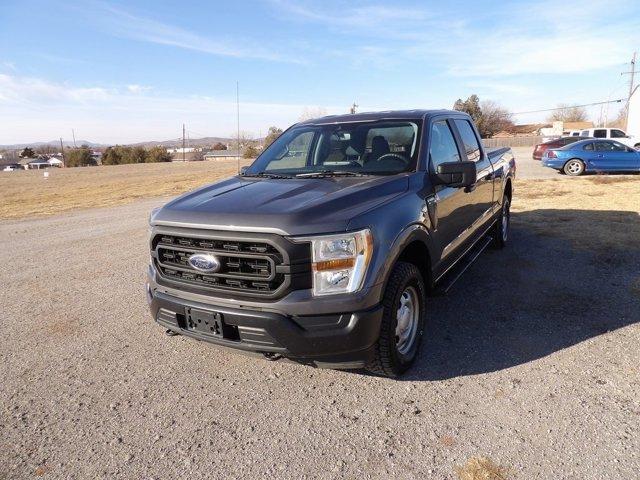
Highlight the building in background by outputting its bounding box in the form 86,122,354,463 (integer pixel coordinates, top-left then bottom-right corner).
203,150,241,160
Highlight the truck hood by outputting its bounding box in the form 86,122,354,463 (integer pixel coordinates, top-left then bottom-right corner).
153,174,409,235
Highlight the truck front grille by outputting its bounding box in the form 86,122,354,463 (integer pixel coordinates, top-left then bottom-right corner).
152,232,309,298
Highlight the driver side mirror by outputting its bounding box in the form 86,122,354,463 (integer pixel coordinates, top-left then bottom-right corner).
239,166,248,175
433,161,477,188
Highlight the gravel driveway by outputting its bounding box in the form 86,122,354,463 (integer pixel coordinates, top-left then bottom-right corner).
1,174,638,478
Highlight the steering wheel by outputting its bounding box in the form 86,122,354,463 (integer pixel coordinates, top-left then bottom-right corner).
374,153,408,169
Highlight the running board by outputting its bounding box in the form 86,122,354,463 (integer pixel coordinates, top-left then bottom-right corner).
433,236,493,295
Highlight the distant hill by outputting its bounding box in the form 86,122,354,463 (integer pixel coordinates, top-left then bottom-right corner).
0,136,237,150
0,140,106,150
127,137,235,148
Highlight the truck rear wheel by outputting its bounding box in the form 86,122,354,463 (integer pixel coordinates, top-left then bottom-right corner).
367,262,426,377
492,194,510,249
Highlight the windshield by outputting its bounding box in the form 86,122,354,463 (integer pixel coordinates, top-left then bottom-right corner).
245,120,421,177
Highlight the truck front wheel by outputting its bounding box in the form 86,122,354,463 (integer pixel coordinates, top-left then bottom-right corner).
367,262,426,377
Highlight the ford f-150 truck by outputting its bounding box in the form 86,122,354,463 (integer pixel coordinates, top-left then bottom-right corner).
147,110,515,377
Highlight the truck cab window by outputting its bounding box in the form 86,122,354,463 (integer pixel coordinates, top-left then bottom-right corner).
593,129,607,138
453,119,481,161
611,129,626,138
429,121,461,174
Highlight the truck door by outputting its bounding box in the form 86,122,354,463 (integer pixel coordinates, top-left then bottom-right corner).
451,119,495,237
427,119,470,263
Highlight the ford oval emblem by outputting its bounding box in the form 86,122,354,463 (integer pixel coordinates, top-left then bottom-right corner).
188,253,221,273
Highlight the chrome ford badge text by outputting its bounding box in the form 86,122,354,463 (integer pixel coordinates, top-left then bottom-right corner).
188,253,221,273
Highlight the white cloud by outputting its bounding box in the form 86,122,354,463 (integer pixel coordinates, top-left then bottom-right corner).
85,2,305,64
270,0,639,77
0,74,344,144
126,84,151,94
0,73,111,104
270,0,432,28
1,61,17,72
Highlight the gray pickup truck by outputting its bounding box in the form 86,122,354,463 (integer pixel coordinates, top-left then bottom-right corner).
147,110,515,377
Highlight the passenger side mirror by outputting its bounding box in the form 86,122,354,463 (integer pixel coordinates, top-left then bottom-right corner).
433,161,477,188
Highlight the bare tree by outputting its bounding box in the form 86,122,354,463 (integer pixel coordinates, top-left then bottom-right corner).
477,100,514,138
607,108,626,128
547,104,589,123
453,95,513,138
264,126,283,148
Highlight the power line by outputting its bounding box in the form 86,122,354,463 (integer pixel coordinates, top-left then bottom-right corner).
621,51,638,129
513,99,624,115
236,81,240,173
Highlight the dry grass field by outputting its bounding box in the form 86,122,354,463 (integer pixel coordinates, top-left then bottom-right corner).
514,176,640,251
0,159,252,220
2,162,638,248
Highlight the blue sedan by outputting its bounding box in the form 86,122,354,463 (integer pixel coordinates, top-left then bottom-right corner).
542,139,640,176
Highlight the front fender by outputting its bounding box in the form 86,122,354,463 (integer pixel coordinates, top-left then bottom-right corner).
348,174,437,296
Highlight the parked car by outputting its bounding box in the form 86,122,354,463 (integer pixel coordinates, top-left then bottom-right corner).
2,163,23,172
578,128,639,149
533,136,592,160
542,139,640,175
147,110,516,377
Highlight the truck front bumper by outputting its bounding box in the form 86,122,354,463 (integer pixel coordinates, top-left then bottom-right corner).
148,288,384,369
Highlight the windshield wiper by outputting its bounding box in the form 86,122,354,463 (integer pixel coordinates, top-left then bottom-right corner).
295,170,364,178
241,171,294,179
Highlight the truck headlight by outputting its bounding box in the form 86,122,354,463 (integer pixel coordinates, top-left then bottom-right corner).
300,229,373,296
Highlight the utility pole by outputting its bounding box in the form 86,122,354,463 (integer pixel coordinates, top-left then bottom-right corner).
59,138,65,167
236,81,240,173
621,51,638,129
350,102,358,114
182,123,186,162
71,129,76,148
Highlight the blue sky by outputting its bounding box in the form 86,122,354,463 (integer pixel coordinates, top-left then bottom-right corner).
1,0,639,144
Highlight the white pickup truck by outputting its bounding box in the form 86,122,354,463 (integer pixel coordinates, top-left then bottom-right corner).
571,128,640,149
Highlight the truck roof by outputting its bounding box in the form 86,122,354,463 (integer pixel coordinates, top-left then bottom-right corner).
296,109,463,125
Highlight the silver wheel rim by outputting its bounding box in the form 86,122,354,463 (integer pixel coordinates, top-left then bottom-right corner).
395,286,419,355
567,161,582,174
502,199,510,241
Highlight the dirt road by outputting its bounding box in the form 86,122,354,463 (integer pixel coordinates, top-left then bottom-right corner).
1,181,638,479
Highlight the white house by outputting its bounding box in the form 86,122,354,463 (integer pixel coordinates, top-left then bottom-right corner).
167,147,196,154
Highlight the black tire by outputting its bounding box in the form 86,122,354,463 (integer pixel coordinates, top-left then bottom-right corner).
563,158,585,176
492,194,510,249
367,262,426,378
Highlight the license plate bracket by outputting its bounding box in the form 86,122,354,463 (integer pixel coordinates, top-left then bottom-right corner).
185,307,224,337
